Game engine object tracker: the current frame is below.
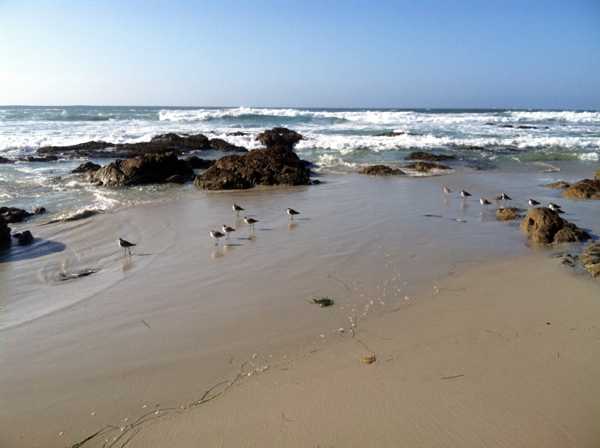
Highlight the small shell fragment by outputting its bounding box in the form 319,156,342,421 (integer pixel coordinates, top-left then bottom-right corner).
361,354,377,365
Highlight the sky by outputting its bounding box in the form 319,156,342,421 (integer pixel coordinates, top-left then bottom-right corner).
0,0,599,109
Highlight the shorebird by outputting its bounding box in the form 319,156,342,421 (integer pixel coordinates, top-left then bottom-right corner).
286,208,300,220
244,217,258,231
209,230,225,246
118,238,136,256
460,190,472,198
496,192,512,201
222,225,235,238
480,198,491,206
548,203,564,213
528,199,540,207
442,185,452,195
232,203,244,216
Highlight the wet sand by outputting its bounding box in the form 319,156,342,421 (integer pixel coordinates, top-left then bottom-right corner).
1,165,599,447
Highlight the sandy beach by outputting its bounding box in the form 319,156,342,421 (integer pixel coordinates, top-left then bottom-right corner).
1,164,599,447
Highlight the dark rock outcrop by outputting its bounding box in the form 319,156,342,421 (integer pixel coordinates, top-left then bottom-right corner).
72,161,101,174
255,127,303,150
406,151,456,162
0,207,33,224
33,207,46,215
496,207,524,221
91,153,194,187
358,165,405,176
520,207,590,245
46,209,103,224
226,131,249,136
18,155,59,162
13,230,34,246
0,156,13,164
543,180,570,189
596,169,600,180
403,161,451,173
562,179,600,200
0,216,10,249
37,133,246,158
195,128,310,190
581,243,600,278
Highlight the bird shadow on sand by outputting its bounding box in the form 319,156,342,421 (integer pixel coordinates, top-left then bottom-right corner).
0,239,66,263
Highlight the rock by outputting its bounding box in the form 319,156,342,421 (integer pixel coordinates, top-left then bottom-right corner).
255,127,303,150
33,207,46,215
46,209,102,224
310,179,322,185
361,354,377,365
374,131,405,137
358,165,405,176
520,207,590,245
311,297,334,307
403,161,450,172
581,242,600,278
185,156,215,170
209,138,246,152
596,169,600,180
196,128,310,190
406,151,456,162
562,179,600,200
226,131,249,136
0,216,11,249
71,161,101,174
37,133,246,158
91,153,194,187
18,155,59,162
0,156,13,164
543,180,570,189
496,207,524,221
13,230,34,245
164,174,188,184
0,207,33,224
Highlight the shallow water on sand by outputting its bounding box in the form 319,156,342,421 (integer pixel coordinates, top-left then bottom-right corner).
1,163,599,446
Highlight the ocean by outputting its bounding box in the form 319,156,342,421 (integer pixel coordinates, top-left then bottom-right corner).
1,106,599,217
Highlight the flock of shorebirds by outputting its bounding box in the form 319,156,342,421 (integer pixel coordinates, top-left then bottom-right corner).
118,204,301,254
442,184,565,212
117,187,566,255
208,204,301,246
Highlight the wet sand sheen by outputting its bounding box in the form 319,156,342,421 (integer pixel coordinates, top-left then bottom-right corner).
0,167,599,447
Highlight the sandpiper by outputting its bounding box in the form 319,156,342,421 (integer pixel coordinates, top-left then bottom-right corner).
528,198,540,207
232,203,244,215
480,198,491,205
496,192,512,201
548,203,564,213
118,238,136,256
222,225,235,238
209,230,225,246
244,216,258,231
442,185,452,195
460,189,471,198
286,208,300,220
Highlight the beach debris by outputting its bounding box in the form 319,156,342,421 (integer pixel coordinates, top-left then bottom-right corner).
361,353,377,365
311,296,335,307
57,268,98,281
441,374,464,380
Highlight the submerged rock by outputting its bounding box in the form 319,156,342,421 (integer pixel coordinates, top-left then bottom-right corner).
520,207,590,245
196,128,310,190
91,153,194,187
0,207,33,224
47,209,103,224
18,155,59,162
496,207,524,221
37,133,246,158
33,207,46,215
358,165,405,176
374,131,405,137
581,242,600,278
13,230,34,245
0,216,11,249
543,180,570,189
406,151,456,162
403,161,451,173
562,179,600,200
71,161,101,174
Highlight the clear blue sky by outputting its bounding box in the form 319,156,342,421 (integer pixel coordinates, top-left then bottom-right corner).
1,0,599,108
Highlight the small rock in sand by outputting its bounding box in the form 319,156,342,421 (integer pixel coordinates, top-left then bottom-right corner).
361,354,377,365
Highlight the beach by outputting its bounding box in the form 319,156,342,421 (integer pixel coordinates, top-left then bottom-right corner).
1,162,599,447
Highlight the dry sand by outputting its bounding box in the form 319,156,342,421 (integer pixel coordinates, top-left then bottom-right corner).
1,167,599,447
